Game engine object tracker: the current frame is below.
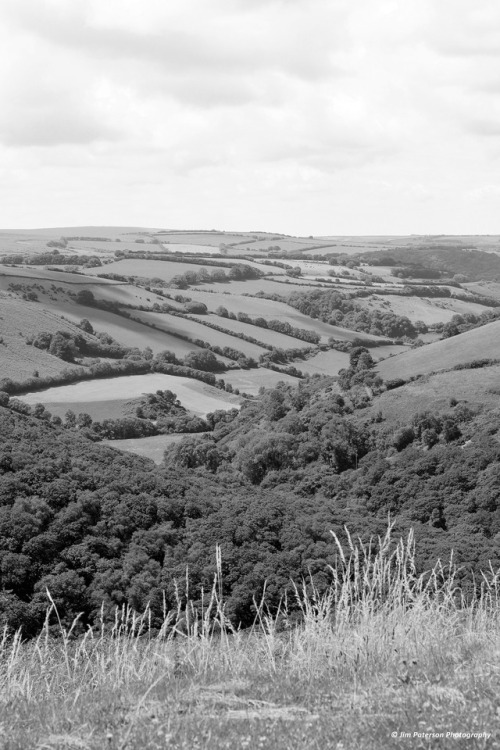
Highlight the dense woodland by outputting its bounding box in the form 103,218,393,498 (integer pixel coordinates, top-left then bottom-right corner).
1,356,499,636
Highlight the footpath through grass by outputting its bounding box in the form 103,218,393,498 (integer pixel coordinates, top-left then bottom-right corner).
0,528,499,749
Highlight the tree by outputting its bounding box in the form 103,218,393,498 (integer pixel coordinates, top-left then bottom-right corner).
76,290,95,306
79,319,94,334
185,302,208,314
183,350,221,372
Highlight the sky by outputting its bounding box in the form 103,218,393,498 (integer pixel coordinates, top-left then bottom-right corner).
0,0,499,235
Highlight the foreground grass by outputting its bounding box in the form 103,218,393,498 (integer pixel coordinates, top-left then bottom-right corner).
1,529,499,749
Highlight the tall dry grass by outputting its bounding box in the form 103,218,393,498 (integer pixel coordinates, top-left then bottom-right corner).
0,526,499,749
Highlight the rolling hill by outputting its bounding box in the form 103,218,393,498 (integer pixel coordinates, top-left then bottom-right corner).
377,319,500,380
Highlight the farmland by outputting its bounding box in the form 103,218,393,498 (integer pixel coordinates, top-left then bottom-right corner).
356,294,496,325
294,349,350,376
4,224,500,439
133,311,268,358
103,433,187,463
4,226,500,750
377,319,500,380
221,367,300,394
363,364,500,425
161,243,221,255
85,258,232,282
19,373,241,419
199,314,314,350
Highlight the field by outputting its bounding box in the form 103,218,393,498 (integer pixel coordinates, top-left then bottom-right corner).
154,231,259,246
464,281,500,301
222,368,299,394
0,294,86,380
294,349,350,376
181,290,385,344
192,278,310,296
377,319,500,380
233,238,333,253
133,311,268,358
363,364,500,426
103,433,188,463
161,243,222,255
357,295,496,325
199,314,313,350
85,258,231,282
1,529,498,749
19,373,241,418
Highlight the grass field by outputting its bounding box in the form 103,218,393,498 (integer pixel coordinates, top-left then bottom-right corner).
222,368,299,394
294,349,350,376
184,290,386,343
464,281,500,301
0,265,123,287
19,373,241,418
363,364,500,426
161,243,221,255
31,299,204,357
377,320,500,380
85,258,231,282
357,295,496,325
370,344,410,360
103,433,188,463
155,231,256,246
1,528,498,749
0,294,86,380
200,314,314,350
235,238,331,252
193,278,301,296
134,312,268,358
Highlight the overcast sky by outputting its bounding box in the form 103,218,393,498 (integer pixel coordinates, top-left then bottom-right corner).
0,0,499,235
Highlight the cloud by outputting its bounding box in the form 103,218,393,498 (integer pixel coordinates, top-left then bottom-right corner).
0,0,499,233
1,0,341,81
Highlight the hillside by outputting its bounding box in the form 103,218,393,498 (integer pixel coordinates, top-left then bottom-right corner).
377,319,500,380
1,362,500,635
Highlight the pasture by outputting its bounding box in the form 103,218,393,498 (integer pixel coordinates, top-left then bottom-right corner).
464,281,500,301
200,314,314,350
296,349,350,376
357,294,496,325
85,258,231,283
221,367,300,394
377,319,500,380
103,433,189,463
155,231,255,246
20,297,205,357
234,237,329,252
0,295,85,380
363,364,500,425
182,289,385,343
19,373,241,418
161,243,220,255
134,311,268,358
193,278,299,296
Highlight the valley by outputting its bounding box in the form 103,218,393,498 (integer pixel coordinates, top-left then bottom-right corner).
2,226,500,748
